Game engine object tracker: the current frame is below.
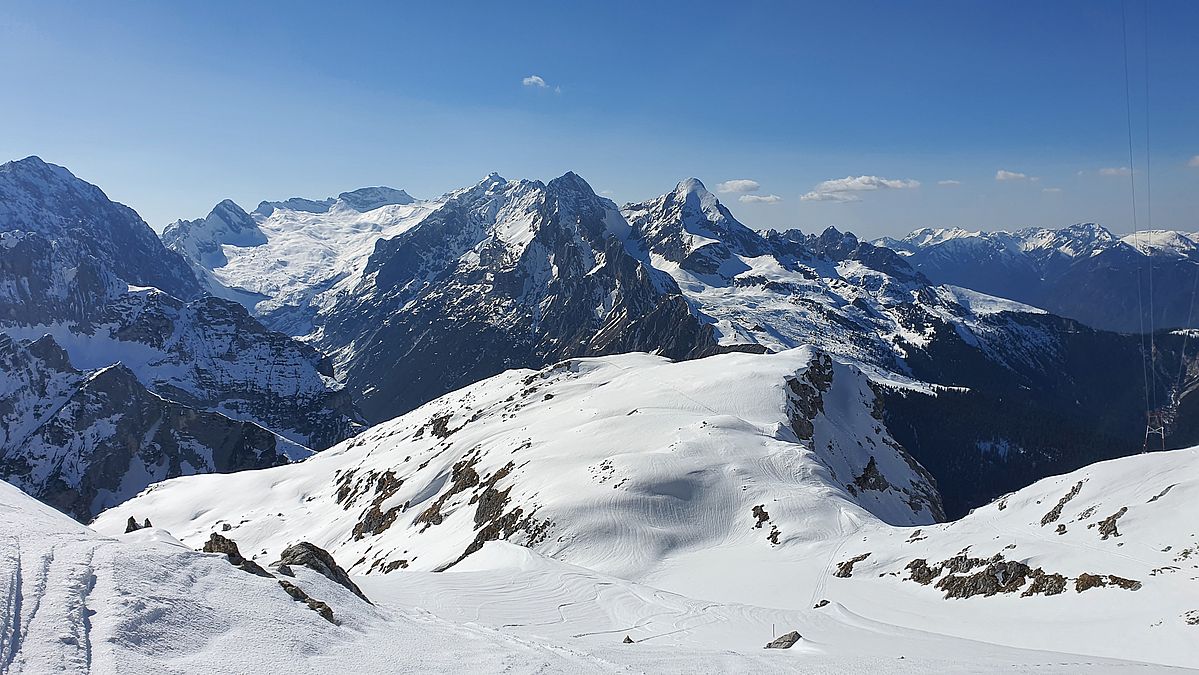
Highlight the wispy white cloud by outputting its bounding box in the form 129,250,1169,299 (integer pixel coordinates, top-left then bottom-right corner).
739,194,782,204
937,179,961,186
1042,187,1063,193
522,75,549,88
716,179,761,194
1099,166,1132,176
1188,155,1199,168
995,169,1029,181
800,191,859,202
800,175,919,203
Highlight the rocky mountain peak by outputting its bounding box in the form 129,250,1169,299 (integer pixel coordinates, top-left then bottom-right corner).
1,157,202,304
208,199,258,231
546,170,594,195
162,199,266,269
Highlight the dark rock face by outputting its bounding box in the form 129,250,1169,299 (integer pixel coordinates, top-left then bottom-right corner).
853,457,892,493
319,173,718,421
2,285,361,453
1041,481,1085,526
1095,507,1128,540
277,542,370,603
904,550,1136,599
88,291,361,451
278,580,336,624
881,317,1199,518
0,334,299,521
834,552,871,578
203,533,273,577
765,631,802,649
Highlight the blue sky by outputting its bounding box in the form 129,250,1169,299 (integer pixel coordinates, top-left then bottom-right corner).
1,0,1196,238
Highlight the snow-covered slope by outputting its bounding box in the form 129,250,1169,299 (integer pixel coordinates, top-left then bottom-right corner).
1121,230,1199,258
10,470,1182,673
365,444,1199,671
94,348,941,577
92,351,1199,669
0,480,633,674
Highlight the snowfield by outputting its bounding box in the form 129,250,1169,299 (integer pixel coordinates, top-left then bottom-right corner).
5,446,1198,672
164,192,438,336
83,349,1199,672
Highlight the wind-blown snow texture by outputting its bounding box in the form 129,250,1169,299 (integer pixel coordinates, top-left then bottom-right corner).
11,465,1193,673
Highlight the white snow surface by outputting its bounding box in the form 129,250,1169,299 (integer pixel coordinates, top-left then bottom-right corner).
86,350,1199,672
170,196,438,334
8,477,1190,674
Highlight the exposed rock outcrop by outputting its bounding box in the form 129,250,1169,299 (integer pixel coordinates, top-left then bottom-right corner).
765,631,802,649
277,542,370,603
203,533,272,578
279,580,336,624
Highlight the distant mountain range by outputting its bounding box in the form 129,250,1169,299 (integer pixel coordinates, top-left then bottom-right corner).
877,223,1199,333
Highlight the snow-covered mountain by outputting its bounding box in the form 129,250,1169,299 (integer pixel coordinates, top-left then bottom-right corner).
0,333,305,521
623,179,1047,367
91,354,1199,669
878,223,1199,332
308,172,717,420
165,173,1199,517
0,157,361,520
0,157,200,312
